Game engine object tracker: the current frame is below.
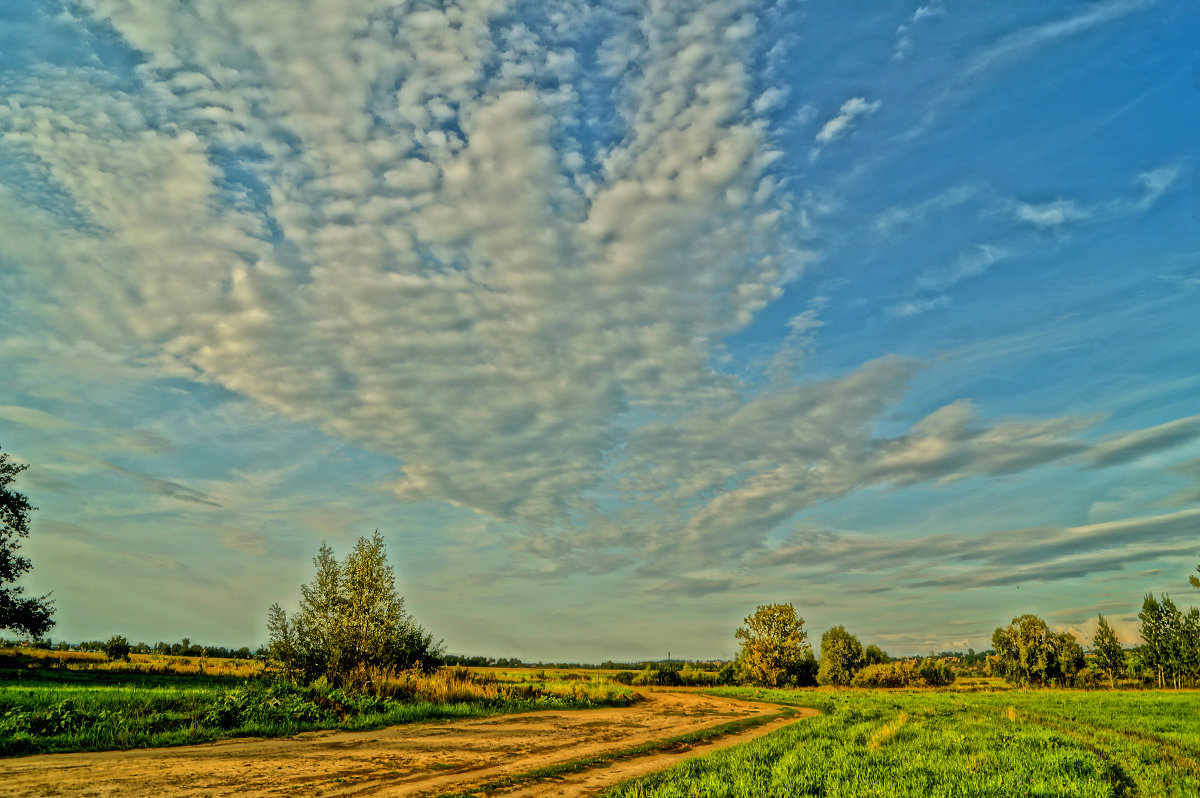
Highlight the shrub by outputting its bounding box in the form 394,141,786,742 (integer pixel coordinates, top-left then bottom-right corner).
102,635,131,662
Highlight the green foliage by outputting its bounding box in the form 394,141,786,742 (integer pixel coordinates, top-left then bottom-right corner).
863,643,889,666
849,661,918,688
849,657,954,688
103,635,132,662
267,531,441,687
631,663,681,687
991,613,1084,686
734,603,812,688
1091,615,1125,689
1137,593,1200,688
915,656,955,686
817,625,864,686
0,446,55,638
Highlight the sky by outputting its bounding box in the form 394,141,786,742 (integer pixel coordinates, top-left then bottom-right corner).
1,0,1198,661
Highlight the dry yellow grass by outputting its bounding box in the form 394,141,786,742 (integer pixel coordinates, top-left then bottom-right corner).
0,646,263,678
354,665,631,705
867,711,909,750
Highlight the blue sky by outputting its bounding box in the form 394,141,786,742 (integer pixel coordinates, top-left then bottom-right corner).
1,0,1197,661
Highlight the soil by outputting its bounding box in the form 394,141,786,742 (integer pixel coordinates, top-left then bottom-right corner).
0,690,815,797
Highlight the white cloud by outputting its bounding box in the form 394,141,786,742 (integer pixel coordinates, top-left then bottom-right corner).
1012,199,1090,229
1085,414,1200,468
887,295,950,318
814,97,881,145
872,184,977,236
1008,163,1182,230
915,244,1010,292
904,0,1154,138
1,0,801,538
960,0,1155,84
911,2,946,23
4,1,1177,587
894,0,946,60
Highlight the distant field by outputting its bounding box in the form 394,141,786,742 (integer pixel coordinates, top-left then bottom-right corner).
603,688,1200,797
0,646,262,680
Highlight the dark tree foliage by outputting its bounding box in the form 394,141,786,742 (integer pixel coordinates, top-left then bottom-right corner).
103,634,132,662
0,446,55,638
863,644,890,666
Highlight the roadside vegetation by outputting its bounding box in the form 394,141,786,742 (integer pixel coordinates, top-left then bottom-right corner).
0,648,632,756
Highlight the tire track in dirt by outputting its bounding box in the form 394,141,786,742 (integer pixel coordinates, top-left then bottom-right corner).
0,690,815,797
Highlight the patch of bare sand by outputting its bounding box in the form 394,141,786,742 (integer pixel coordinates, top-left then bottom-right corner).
0,690,813,797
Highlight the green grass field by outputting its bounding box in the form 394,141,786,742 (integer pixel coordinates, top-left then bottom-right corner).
602,689,1200,798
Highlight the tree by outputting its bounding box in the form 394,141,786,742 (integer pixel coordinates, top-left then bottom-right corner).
734,603,811,688
1139,594,1181,688
267,530,440,687
817,625,865,686
991,614,1081,686
1189,561,1199,591
1092,615,1125,689
0,446,55,638
103,635,131,662
863,644,889,666
1048,630,1085,686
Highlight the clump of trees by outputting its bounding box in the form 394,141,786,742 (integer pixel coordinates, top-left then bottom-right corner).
732,605,942,688
266,531,440,688
990,614,1084,686
0,446,55,638
1135,593,1200,688
850,658,954,688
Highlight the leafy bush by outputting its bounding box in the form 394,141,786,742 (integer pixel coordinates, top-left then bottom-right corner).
632,664,682,686
103,635,131,662
849,658,955,688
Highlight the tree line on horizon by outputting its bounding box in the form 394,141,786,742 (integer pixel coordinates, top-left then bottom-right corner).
5,443,1200,691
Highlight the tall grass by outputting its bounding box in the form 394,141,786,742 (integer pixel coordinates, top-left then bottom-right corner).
0,660,635,757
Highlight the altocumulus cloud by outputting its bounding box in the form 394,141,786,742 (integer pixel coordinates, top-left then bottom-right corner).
1,0,1192,590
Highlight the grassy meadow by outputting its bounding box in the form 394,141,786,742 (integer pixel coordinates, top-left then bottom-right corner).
603,688,1200,798
6,644,1200,798
0,647,634,756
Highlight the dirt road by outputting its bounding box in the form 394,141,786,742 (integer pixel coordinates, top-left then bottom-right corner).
0,691,815,797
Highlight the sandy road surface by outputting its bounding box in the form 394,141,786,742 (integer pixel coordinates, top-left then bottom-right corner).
0,691,813,797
